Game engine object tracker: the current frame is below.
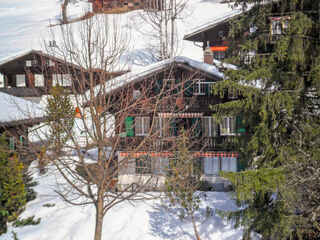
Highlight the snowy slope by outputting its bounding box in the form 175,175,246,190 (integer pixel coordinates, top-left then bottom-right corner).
0,162,244,240
0,0,238,64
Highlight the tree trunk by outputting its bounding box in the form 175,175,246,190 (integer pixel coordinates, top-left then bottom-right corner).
94,195,104,240
61,0,69,24
191,215,201,240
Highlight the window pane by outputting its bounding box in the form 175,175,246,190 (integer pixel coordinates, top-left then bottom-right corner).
62,74,72,86
136,157,151,174
143,117,150,135
26,60,32,67
0,74,4,88
230,157,237,172
152,117,160,135
229,117,236,134
220,117,228,135
135,117,143,135
16,75,26,87
221,157,230,172
202,117,209,137
35,74,44,87
161,118,170,137
52,74,61,86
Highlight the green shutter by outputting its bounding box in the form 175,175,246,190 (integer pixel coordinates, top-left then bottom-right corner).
192,118,201,137
236,116,245,135
184,80,193,96
20,135,24,145
170,119,177,136
155,78,162,94
206,82,210,95
125,117,134,137
237,157,247,172
9,137,15,150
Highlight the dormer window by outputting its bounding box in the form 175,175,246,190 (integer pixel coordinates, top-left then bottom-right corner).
133,90,141,100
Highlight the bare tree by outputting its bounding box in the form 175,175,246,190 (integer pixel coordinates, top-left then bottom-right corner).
26,14,204,240
59,0,84,24
135,0,190,60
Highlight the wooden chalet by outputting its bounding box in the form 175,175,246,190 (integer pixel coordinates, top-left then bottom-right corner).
0,49,125,103
85,56,246,190
0,92,46,163
88,0,163,13
183,5,292,65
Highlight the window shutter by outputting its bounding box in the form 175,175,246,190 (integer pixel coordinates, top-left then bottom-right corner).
192,118,201,137
184,80,193,96
125,117,134,137
155,78,162,94
20,136,24,145
236,116,245,135
9,137,15,150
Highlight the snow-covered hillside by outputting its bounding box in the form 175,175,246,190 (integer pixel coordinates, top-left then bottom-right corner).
0,0,237,64
0,163,243,240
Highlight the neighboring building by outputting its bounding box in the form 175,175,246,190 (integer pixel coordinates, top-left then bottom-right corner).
88,0,163,13
0,49,126,103
183,4,290,64
85,56,246,190
0,92,45,163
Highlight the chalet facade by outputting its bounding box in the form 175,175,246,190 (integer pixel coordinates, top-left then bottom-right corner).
0,49,125,103
89,0,163,13
184,6,291,65
86,56,246,190
0,92,45,163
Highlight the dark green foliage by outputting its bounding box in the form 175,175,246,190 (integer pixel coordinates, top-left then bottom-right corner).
13,215,41,227
214,0,320,239
0,135,26,235
23,170,38,202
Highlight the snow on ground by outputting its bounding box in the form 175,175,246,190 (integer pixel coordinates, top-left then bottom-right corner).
0,162,243,240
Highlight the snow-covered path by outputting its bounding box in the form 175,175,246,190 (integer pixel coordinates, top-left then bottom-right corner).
0,164,243,240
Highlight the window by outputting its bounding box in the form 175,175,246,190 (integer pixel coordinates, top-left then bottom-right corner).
228,88,238,99
32,60,38,67
202,117,218,137
62,74,72,86
46,59,55,67
34,74,44,87
204,157,220,175
221,156,237,172
193,79,206,95
135,117,150,136
153,158,169,174
16,75,26,87
0,74,4,88
25,60,32,67
133,90,141,100
136,157,152,174
214,51,225,61
52,74,72,86
203,155,237,175
220,116,236,136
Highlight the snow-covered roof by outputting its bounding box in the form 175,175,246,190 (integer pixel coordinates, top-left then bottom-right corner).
0,92,45,126
0,49,81,70
184,10,241,42
0,49,36,66
85,56,226,99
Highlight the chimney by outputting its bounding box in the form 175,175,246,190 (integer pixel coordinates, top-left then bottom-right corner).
203,42,213,65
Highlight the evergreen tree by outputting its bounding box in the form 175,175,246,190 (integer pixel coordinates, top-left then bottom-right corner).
0,135,26,235
46,85,75,155
212,0,320,239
